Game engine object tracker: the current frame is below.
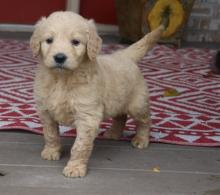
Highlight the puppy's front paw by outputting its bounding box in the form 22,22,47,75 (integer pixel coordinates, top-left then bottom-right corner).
63,163,87,178
41,147,61,160
131,135,149,149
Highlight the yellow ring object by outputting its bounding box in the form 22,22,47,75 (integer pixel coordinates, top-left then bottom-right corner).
147,0,185,38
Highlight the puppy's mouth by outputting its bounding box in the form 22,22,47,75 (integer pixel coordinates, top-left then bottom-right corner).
53,63,67,70
51,62,73,71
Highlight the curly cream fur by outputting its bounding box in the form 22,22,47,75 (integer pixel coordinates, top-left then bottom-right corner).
31,11,163,178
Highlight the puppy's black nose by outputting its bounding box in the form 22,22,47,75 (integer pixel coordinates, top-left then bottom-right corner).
54,53,67,64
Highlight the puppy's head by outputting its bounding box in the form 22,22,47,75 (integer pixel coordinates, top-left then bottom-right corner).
30,11,102,71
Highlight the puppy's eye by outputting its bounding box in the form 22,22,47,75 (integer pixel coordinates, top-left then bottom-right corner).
46,38,53,44
71,39,80,46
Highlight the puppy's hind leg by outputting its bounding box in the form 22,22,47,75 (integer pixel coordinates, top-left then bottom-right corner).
128,89,151,149
103,115,127,140
39,111,62,160
131,114,151,149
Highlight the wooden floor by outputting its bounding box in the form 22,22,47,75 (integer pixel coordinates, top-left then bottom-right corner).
0,132,220,195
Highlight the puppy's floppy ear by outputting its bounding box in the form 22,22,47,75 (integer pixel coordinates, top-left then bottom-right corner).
30,17,46,57
87,19,102,61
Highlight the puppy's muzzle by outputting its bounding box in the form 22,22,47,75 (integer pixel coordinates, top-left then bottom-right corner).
54,53,67,65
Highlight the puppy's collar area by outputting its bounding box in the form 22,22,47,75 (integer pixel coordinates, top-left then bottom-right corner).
50,69,91,85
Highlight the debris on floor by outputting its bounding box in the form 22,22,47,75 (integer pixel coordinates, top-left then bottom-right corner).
163,88,180,97
0,171,5,176
152,166,161,173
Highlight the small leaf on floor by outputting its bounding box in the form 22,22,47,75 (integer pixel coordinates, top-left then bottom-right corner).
163,88,180,97
152,166,161,173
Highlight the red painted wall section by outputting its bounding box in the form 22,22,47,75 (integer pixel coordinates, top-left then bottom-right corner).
0,0,117,25
0,0,66,24
80,0,117,25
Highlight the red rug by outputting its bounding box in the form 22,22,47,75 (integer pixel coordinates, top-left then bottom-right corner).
0,39,220,146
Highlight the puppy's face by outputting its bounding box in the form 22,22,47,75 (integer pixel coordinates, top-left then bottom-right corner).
40,19,88,71
30,11,102,71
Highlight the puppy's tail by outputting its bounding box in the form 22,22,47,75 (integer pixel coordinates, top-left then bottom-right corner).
118,25,164,63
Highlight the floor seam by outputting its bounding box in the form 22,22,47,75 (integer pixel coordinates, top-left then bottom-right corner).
0,163,220,175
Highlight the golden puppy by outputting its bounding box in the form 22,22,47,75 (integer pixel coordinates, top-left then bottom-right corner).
30,11,163,178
